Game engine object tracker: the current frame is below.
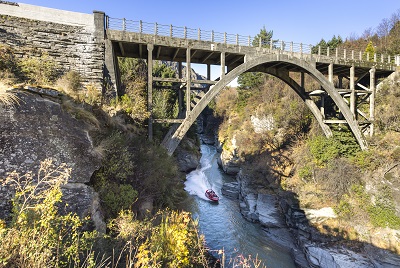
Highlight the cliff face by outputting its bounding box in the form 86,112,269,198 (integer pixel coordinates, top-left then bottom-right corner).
0,89,104,231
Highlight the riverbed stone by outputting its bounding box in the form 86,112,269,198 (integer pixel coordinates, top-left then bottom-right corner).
221,181,239,199
304,207,337,224
175,138,200,173
240,192,259,222
257,194,286,228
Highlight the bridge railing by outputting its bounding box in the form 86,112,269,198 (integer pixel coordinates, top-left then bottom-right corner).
107,17,399,66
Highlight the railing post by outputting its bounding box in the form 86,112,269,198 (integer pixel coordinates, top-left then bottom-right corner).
154,22,158,35
123,18,126,31
139,20,143,33
300,43,303,57
248,36,251,46
198,28,201,41
184,26,187,39
318,45,321,56
170,24,173,37
224,32,227,44
290,42,293,54
327,46,330,57
352,50,354,60
211,30,214,42
367,52,370,62
270,39,273,50
381,54,384,63
374,53,377,62
281,40,284,51
344,49,346,60
335,47,338,58
359,51,362,61
388,55,391,63
236,34,239,46
259,36,262,48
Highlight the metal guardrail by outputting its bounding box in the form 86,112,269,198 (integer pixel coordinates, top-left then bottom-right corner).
106,17,400,66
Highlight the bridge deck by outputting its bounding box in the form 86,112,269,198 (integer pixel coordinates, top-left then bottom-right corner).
104,17,397,155
106,29,395,80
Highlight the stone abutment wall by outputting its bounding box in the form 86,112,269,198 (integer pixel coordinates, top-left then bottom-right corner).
0,2,106,91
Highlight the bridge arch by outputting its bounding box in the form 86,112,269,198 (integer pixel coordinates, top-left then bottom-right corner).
162,54,368,155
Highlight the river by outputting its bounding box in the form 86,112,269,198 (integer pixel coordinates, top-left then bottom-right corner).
184,144,296,267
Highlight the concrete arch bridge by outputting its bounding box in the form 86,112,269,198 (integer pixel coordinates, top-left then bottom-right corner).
103,16,397,155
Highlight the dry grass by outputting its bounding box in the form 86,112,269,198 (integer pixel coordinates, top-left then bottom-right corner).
0,81,20,107
61,99,100,129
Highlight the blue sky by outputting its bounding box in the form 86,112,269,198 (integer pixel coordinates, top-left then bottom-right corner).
15,0,400,83
17,0,400,45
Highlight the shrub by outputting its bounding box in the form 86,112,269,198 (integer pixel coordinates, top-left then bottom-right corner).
308,135,341,166
135,210,207,267
102,183,138,218
335,196,354,220
298,164,313,181
367,185,400,229
0,159,96,267
19,54,59,85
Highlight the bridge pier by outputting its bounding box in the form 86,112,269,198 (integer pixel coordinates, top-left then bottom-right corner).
186,48,192,118
350,64,356,117
369,67,376,137
178,62,184,114
147,44,154,141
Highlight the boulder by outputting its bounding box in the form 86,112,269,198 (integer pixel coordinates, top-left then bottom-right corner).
221,181,239,199
218,149,240,175
0,90,104,230
175,138,200,173
0,90,101,183
304,207,337,224
305,245,374,268
240,192,259,222
257,194,286,228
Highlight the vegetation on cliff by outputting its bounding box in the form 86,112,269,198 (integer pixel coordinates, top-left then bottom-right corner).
0,44,211,267
214,12,400,253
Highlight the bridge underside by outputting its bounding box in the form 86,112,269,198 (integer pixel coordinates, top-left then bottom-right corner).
105,30,395,155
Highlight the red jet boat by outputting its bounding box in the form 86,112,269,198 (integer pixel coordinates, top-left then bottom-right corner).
205,189,219,202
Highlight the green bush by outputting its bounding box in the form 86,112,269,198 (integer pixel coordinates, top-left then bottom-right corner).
308,135,341,166
334,196,354,220
368,203,400,229
367,185,400,229
103,183,138,218
298,165,313,181
0,159,96,267
19,54,59,85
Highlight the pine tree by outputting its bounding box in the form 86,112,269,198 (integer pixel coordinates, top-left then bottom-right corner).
364,41,375,61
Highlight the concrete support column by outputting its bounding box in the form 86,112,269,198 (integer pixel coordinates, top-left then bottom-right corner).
186,48,191,117
338,75,343,89
369,66,376,136
321,93,325,119
178,61,183,115
104,40,120,97
147,44,154,141
328,63,334,84
350,64,356,117
221,52,226,78
207,64,211,92
300,72,305,90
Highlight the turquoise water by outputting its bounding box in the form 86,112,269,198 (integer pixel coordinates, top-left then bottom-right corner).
184,144,295,267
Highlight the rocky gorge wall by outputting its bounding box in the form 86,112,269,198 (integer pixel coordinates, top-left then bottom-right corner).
0,88,105,231
0,2,105,89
